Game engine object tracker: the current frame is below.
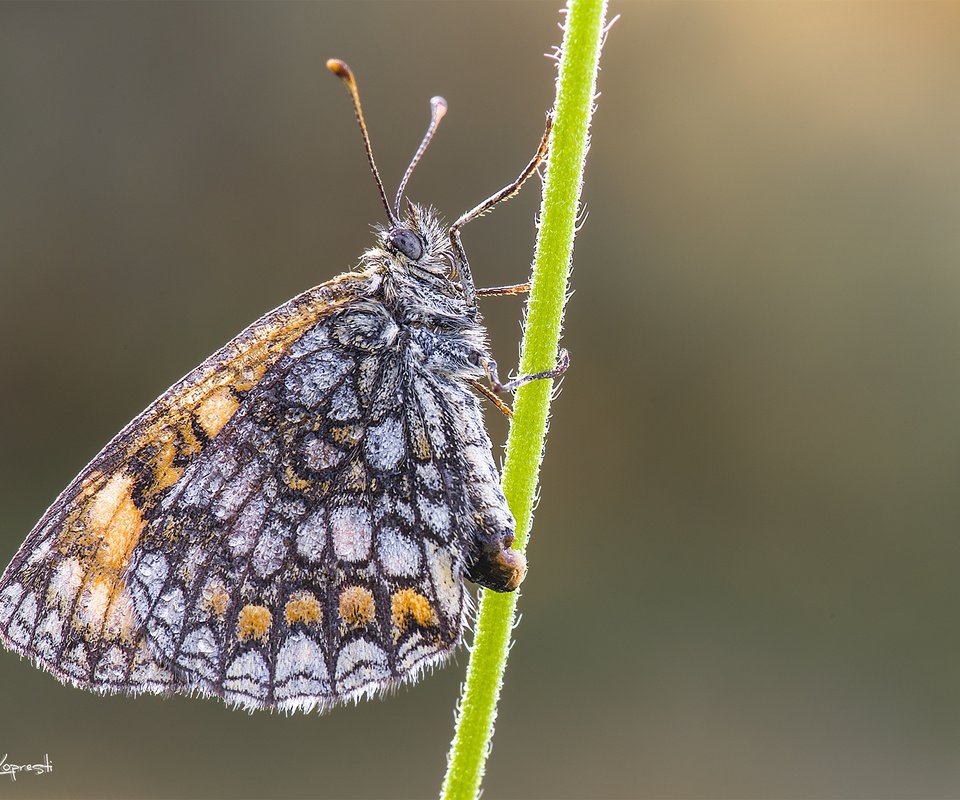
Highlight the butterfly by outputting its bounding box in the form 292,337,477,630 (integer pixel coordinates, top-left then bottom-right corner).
0,60,567,713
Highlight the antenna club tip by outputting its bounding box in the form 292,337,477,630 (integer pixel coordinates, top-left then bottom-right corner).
326,59,355,84
430,96,448,120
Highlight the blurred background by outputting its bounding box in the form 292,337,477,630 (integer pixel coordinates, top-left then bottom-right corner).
1,2,960,798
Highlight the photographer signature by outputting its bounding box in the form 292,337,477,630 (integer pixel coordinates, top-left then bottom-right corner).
0,754,53,780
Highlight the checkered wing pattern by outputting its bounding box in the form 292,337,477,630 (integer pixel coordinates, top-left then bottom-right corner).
0,274,514,712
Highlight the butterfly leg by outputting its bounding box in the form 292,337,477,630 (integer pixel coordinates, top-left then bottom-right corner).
485,348,570,394
476,282,530,297
449,118,552,306
469,380,514,418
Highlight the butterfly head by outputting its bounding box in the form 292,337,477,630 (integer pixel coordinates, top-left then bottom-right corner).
380,201,458,280
327,60,460,288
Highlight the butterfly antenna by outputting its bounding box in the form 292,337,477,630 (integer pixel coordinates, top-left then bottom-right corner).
394,96,447,219
326,59,397,226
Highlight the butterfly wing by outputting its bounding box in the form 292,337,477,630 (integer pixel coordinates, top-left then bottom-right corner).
0,273,357,700
121,308,477,712
0,273,511,712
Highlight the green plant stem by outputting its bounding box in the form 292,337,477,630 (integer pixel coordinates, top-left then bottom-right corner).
439,2,608,798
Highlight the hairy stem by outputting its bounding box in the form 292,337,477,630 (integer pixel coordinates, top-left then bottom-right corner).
439,1,609,798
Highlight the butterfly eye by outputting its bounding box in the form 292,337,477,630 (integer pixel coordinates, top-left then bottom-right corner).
388,229,424,261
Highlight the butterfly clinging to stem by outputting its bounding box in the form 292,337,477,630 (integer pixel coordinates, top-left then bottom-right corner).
0,59,568,713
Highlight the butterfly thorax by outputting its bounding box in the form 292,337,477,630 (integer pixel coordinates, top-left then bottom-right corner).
356,204,489,382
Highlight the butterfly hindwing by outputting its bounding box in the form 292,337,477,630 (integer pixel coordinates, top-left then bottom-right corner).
123,307,475,710
0,269,517,712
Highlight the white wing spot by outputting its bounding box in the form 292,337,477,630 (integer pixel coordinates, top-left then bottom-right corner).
378,527,422,578
228,494,269,556
425,539,461,623
416,462,442,492
7,590,38,648
296,507,327,563
330,505,372,562
214,461,263,521
276,633,332,707
181,627,219,683
252,517,289,578
224,650,270,705
289,323,331,357
330,384,361,420
0,583,24,626
418,494,452,539
365,416,405,471
61,643,90,680
48,558,85,611
93,645,128,683
303,436,344,471
336,638,389,694
284,351,353,407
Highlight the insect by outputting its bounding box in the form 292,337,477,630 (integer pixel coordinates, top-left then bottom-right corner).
0,60,568,713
